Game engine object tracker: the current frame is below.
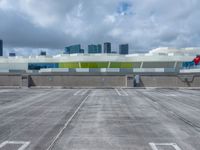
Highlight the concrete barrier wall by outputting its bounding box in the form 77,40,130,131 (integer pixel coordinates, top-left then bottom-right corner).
30,75,127,87
0,75,21,86
0,73,200,87
140,75,200,87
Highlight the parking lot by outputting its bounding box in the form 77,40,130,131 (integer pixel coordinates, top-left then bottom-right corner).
0,88,200,150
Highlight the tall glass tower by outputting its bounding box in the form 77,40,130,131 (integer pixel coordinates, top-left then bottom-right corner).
0,40,3,56
88,44,102,53
64,44,81,54
119,44,129,55
104,42,111,53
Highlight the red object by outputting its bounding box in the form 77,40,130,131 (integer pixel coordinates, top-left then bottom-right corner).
193,56,200,65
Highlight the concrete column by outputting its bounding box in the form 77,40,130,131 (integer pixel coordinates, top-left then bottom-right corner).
126,75,134,87
21,74,30,88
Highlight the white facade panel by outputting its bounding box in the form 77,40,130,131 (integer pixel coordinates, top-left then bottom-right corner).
106,68,120,72
76,68,89,72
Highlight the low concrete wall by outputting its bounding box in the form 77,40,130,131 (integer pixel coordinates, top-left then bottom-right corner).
139,74,200,87
0,73,200,88
29,75,127,87
0,74,21,86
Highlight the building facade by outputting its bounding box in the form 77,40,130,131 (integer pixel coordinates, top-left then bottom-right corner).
0,40,3,56
88,44,102,53
0,53,197,73
119,44,129,55
9,53,16,57
40,51,46,56
104,42,111,53
64,44,81,54
80,49,84,53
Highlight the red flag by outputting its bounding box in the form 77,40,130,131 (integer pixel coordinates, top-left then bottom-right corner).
193,56,200,65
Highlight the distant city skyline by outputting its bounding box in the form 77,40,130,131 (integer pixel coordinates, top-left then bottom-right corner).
1,0,200,56
64,43,128,55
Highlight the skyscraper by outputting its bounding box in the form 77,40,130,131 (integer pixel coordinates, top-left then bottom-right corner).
119,44,129,55
64,44,81,54
0,39,3,56
97,44,102,53
104,42,111,53
40,51,47,56
80,49,85,53
88,44,102,53
9,53,16,57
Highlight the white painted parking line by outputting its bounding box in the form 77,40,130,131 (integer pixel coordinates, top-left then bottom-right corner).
115,88,122,96
74,89,83,96
80,90,88,95
120,88,128,96
74,89,88,96
0,141,30,150
46,94,90,150
115,88,128,96
149,143,182,150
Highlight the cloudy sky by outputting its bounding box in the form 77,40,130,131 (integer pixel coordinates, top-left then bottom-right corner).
0,0,200,56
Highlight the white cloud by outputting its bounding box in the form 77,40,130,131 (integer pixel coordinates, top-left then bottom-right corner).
109,28,123,37
0,0,12,10
18,0,59,27
104,15,116,24
1,0,200,55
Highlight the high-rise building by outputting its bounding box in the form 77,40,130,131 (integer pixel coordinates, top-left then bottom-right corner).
88,44,102,53
40,51,46,56
104,42,111,53
64,44,81,54
119,44,129,55
9,53,16,57
97,44,102,53
111,51,117,54
80,49,85,53
0,39,3,56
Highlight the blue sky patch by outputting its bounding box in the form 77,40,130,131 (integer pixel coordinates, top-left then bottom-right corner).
117,2,132,15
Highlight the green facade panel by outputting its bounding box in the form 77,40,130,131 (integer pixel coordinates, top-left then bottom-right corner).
59,62,79,68
110,62,133,68
58,62,134,68
81,62,109,68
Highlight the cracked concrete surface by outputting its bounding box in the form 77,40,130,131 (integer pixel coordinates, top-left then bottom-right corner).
0,88,200,150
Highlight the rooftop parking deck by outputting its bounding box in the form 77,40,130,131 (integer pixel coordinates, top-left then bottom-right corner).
0,88,200,150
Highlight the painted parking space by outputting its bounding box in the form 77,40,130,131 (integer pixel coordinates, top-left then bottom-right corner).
0,141,30,150
149,143,182,150
0,88,200,149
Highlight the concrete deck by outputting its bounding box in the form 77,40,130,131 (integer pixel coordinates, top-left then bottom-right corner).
0,88,200,150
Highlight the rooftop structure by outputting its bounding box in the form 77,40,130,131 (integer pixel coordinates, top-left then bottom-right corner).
149,47,200,55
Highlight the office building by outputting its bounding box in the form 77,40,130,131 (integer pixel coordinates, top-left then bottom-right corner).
64,44,81,54
80,49,84,53
119,44,129,55
104,42,111,53
0,39,3,56
40,51,46,56
88,44,102,53
111,51,117,54
9,53,16,57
